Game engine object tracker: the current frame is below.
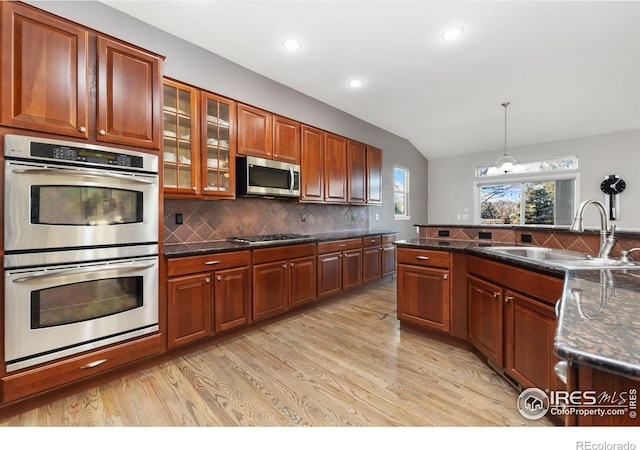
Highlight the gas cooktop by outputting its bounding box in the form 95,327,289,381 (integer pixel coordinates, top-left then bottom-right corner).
232,233,309,244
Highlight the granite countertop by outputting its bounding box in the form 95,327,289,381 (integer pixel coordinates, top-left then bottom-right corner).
164,230,398,257
554,268,640,380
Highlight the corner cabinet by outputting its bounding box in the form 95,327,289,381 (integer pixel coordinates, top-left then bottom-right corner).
466,255,565,394
162,78,236,198
0,1,163,149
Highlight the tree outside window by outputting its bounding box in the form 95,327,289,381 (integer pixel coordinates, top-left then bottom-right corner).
394,166,410,219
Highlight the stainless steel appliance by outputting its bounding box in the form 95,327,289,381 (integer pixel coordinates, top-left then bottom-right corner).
4,134,159,253
232,233,308,245
236,155,300,198
3,134,160,372
4,249,159,372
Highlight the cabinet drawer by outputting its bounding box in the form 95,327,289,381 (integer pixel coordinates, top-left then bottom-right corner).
253,243,315,264
381,234,396,244
2,334,162,404
317,238,362,254
167,250,250,276
362,236,381,247
397,248,450,268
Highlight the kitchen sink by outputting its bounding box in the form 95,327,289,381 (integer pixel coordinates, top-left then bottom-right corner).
482,246,638,269
482,246,589,261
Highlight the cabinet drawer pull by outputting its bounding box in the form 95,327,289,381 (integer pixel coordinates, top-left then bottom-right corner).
416,256,430,260
205,260,221,265
81,359,107,370
370,239,376,243
555,298,562,317
338,244,346,247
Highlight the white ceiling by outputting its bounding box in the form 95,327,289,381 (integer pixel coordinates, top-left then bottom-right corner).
102,1,640,160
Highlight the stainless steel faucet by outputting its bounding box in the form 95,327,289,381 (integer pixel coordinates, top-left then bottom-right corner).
570,199,617,259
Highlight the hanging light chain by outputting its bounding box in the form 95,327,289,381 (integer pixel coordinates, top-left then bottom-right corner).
502,101,510,154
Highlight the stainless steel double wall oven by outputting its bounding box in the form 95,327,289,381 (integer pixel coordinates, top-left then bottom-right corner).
4,134,159,372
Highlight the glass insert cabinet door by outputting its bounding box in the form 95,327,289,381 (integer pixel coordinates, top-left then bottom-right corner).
163,79,198,195
202,92,235,198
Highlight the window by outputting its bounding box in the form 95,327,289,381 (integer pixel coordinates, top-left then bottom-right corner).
394,166,410,219
475,157,578,226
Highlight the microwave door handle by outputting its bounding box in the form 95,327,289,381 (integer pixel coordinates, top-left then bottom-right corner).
12,168,155,185
289,167,294,193
11,262,155,283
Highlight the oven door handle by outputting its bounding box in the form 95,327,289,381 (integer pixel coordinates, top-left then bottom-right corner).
12,168,156,184
11,262,155,283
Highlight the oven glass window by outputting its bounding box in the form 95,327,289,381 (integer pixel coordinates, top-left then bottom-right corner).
31,277,143,328
31,186,143,225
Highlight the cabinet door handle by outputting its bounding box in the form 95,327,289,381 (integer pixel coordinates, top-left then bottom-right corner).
505,296,514,302
78,126,86,133
283,264,287,269
192,187,197,191
290,262,294,267
81,359,107,370
205,260,221,265
493,292,500,298
416,256,430,260
217,275,222,281
443,274,448,280
98,129,106,136
205,278,210,283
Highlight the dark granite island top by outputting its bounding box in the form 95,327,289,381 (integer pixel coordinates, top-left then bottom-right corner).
554,267,640,381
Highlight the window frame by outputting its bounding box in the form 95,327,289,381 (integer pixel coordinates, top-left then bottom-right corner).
473,171,580,226
394,165,411,220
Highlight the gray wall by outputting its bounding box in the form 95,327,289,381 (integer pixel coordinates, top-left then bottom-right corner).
428,130,640,231
30,1,427,240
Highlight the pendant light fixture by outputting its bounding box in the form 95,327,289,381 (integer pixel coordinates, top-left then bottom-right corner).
493,101,518,173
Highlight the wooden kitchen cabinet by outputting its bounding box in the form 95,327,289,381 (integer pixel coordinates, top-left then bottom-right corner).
397,248,451,333
317,238,362,298
0,2,162,149
366,146,383,204
162,79,236,198
273,115,300,163
466,255,563,392
237,103,273,159
300,125,324,202
467,275,503,365
252,244,316,322
362,236,382,284
323,133,348,203
381,234,397,277
347,140,367,204
166,251,251,348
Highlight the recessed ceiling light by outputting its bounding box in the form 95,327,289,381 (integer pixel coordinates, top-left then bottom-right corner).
348,79,364,88
282,38,302,51
442,26,464,41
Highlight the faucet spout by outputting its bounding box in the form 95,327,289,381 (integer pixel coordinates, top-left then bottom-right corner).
570,199,616,259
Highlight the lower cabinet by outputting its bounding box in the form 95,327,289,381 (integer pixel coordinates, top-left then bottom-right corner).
381,234,397,277
397,248,451,333
316,238,363,298
362,234,397,283
166,251,251,348
466,255,564,394
252,243,316,322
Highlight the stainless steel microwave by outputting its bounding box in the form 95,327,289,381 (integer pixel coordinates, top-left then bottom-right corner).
236,155,300,198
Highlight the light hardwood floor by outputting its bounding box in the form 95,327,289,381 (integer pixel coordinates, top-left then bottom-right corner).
0,279,552,427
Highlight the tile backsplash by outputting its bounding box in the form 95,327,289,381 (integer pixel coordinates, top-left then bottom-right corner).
164,198,369,244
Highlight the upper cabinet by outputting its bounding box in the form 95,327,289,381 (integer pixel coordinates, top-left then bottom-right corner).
366,146,383,204
237,103,273,159
347,140,367,204
162,78,236,198
323,132,348,203
300,125,324,202
237,103,301,164
0,2,163,150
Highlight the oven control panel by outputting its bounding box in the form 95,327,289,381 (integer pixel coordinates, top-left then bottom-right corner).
31,142,143,168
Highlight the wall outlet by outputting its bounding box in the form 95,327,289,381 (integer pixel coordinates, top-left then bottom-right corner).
301,213,306,222
375,213,379,221
351,212,356,221
175,213,183,225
